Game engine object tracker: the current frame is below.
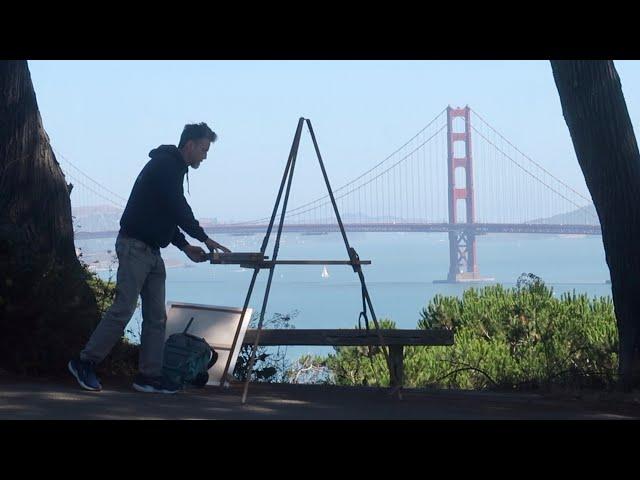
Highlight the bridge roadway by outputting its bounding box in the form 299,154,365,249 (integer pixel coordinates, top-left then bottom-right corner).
74,222,601,240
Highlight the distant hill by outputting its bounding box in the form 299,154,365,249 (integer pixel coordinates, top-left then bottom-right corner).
529,204,600,226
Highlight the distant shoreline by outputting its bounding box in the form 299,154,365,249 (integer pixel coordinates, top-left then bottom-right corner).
84,257,188,273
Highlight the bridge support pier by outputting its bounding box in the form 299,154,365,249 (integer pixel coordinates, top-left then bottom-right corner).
437,106,493,283
448,229,477,281
443,229,492,282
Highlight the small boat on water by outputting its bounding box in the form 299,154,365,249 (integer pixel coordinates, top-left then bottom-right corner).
321,265,330,278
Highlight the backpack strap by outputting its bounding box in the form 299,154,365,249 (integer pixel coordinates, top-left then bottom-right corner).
183,316,195,334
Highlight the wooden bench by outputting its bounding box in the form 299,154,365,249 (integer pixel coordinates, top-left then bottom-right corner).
243,329,454,387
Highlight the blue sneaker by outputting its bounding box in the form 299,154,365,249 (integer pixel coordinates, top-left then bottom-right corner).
132,374,181,394
68,357,102,391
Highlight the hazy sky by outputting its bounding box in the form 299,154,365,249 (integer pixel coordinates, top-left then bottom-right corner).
28,60,640,221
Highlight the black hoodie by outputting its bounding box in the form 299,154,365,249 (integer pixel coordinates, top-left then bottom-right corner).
119,145,208,250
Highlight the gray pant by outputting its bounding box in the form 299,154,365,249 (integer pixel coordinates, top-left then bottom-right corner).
81,233,167,377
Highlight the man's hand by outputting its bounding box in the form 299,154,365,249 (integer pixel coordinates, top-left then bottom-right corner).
205,238,231,253
183,244,207,263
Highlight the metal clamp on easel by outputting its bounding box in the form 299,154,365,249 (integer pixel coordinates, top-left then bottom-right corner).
348,247,362,273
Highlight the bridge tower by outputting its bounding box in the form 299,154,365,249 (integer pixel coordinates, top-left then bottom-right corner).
444,106,489,282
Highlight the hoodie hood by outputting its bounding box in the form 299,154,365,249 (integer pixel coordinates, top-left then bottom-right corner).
149,145,185,168
148,144,190,193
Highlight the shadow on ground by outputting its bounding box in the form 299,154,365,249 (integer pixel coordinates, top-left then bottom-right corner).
2,374,640,420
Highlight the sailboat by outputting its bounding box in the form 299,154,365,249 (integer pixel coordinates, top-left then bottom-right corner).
321,265,330,278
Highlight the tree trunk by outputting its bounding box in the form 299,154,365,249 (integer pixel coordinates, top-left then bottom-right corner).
0,60,99,375
551,60,640,391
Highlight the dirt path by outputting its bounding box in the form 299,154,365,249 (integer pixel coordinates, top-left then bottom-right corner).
2,375,639,419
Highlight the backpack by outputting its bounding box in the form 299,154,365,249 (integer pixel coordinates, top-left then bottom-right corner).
162,317,218,388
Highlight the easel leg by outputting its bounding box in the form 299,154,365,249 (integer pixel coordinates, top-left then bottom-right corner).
241,266,277,405
306,119,399,391
218,267,260,391
241,118,305,405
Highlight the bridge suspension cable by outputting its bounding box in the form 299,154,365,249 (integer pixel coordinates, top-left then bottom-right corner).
58,105,598,230
53,147,128,208
471,126,592,216
470,108,594,206
230,107,448,225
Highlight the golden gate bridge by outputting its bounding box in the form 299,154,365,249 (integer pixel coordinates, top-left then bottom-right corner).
62,106,599,283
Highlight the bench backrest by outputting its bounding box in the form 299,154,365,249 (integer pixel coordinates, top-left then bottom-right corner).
242,329,453,346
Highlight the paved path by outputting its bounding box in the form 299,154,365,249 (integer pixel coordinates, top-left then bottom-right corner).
1,375,639,419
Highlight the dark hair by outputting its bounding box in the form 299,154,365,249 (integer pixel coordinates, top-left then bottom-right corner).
178,122,217,149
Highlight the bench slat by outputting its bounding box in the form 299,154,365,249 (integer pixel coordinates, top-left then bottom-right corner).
242,329,453,346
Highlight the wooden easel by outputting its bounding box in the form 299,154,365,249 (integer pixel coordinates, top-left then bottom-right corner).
210,118,400,404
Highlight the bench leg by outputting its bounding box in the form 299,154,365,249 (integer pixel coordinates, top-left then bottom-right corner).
389,345,404,388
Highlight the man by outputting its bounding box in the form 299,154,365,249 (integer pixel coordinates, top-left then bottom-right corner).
68,122,230,394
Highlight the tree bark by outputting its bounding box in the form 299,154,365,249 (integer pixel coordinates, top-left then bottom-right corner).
551,60,640,391
0,60,99,375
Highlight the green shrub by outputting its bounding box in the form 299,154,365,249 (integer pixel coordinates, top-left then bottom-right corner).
320,274,618,391
233,311,298,383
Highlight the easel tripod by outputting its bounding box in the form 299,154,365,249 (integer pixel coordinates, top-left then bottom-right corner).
210,118,400,404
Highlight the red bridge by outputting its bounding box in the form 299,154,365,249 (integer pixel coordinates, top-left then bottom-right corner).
67,106,599,283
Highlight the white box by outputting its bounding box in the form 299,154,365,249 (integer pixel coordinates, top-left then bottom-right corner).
165,301,253,386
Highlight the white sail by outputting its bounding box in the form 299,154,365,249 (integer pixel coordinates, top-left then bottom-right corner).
321,266,329,278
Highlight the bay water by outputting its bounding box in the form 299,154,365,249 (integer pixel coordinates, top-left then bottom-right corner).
78,232,612,362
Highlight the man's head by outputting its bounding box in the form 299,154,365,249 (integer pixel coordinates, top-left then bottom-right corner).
178,122,217,169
